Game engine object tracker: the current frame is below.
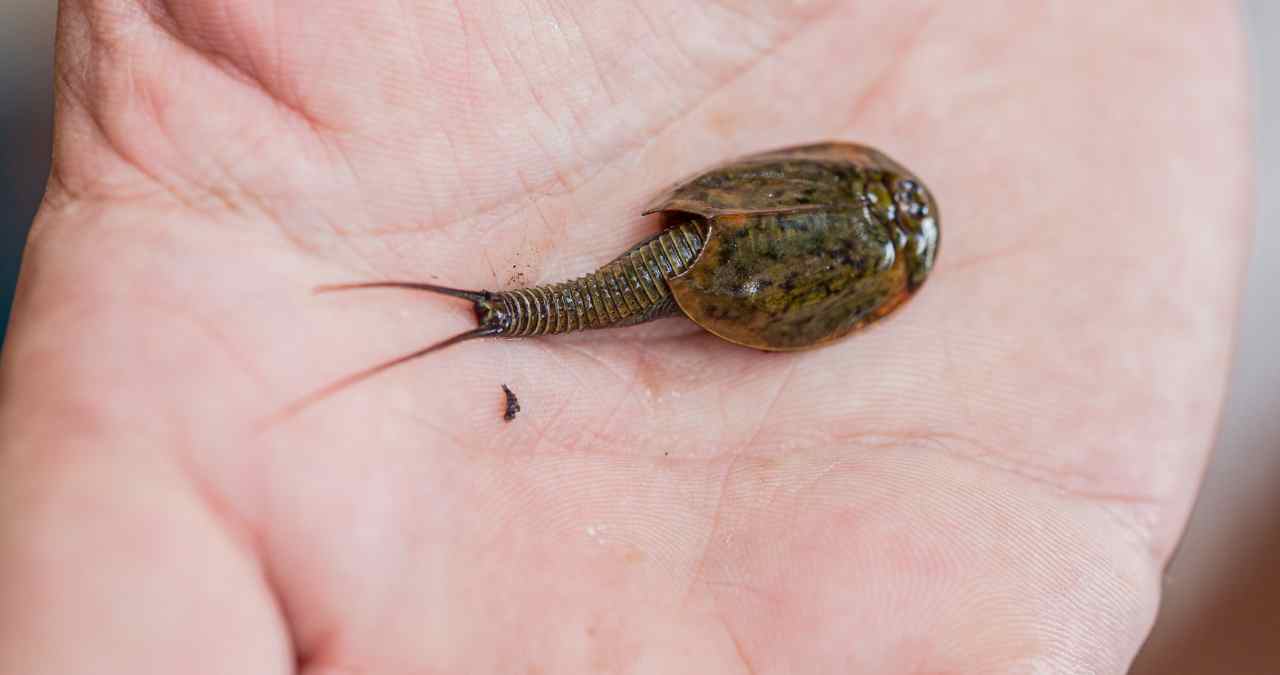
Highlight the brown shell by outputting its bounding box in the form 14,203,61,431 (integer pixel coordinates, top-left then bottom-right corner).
642,142,940,351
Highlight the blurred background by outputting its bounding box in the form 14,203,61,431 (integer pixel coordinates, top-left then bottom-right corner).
0,1,54,342
0,3,1275,671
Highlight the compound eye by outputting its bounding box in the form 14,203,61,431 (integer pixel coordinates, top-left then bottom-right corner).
895,179,930,220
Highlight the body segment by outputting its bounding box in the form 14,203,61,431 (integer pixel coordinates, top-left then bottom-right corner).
494,220,706,336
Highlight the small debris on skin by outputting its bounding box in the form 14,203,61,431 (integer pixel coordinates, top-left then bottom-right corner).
501,384,521,422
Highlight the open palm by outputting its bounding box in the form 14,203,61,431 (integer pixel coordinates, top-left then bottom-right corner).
1,2,1252,673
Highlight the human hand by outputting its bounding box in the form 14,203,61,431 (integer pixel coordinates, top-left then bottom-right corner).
0,2,1252,673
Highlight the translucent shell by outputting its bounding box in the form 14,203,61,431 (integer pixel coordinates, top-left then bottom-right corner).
642,142,940,351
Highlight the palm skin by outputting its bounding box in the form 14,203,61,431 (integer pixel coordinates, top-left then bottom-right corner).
0,1,1252,673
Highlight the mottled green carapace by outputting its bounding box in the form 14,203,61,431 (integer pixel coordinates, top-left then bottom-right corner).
641,142,939,350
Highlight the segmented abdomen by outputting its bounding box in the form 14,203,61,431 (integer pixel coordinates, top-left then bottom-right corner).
497,221,706,337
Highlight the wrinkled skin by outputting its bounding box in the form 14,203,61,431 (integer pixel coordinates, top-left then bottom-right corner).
0,2,1252,673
